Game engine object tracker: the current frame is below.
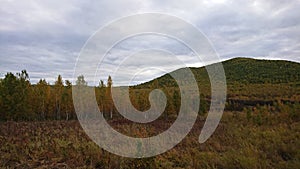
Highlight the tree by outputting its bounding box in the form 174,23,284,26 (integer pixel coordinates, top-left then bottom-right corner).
0,70,32,121
106,76,113,118
54,75,64,120
74,75,89,120
65,80,72,87
99,80,105,88
97,80,106,113
16,70,32,120
0,72,18,120
36,79,48,120
76,75,87,86
63,80,73,120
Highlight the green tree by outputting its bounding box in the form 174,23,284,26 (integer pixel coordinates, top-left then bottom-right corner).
0,72,18,120
16,70,32,120
36,79,48,120
63,80,73,120
0,70,32,121
65,79,72,87
76,75,87,86
54,75,64,120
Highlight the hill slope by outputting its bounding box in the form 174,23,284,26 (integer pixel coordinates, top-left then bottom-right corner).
221,58,300,84
134,57,300,88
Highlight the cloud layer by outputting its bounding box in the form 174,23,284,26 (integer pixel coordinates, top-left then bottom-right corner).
1,0,300,85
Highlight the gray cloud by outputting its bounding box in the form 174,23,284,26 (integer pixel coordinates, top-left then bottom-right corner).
0,0,299,85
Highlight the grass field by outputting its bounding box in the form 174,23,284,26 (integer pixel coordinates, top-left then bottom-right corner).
1,110,299,169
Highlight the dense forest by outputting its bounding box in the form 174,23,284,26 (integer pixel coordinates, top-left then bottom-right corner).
0,58,299,121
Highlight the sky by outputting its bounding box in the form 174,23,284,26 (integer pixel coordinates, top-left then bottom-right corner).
1,0,300,86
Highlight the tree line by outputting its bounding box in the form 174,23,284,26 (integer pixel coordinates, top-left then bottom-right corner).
0,70,111,121
0,70,209,121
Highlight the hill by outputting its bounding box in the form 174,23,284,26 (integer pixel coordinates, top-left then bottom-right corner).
134,57,300,89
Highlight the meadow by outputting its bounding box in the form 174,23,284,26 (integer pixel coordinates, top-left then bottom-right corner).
0,106,299,168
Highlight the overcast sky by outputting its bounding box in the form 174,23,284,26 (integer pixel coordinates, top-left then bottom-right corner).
1,0,300,85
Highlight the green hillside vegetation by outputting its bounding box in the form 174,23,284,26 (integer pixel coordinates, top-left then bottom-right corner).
222,58,300,84
134,57,300,102
135,57,300,87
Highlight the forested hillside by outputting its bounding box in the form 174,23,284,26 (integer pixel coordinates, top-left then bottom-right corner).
135,57,300,87
134,58,300,109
